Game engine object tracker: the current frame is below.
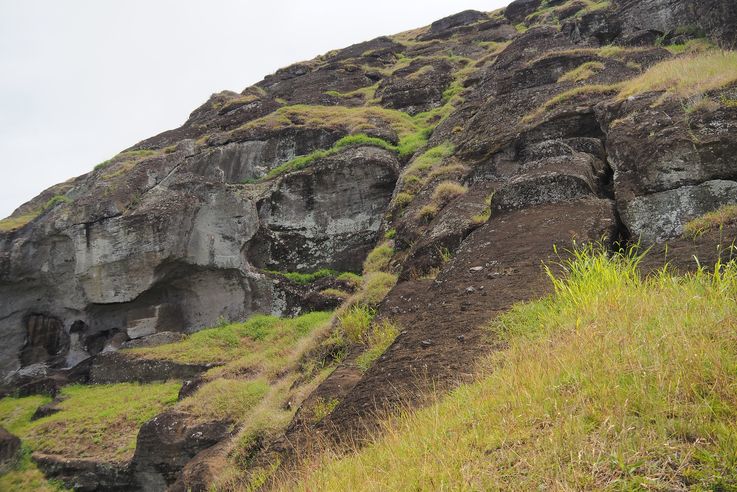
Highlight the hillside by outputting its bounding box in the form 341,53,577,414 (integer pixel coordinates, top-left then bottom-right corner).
2,0,737,490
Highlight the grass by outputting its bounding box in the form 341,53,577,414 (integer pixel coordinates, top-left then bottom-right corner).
267,268,339,284
179,378,269,422
355,321,400,372
471,193,494,225
683,204,737,238
558,61,605,83
363,242,394,274
235,105,418,140
338,306,376,345
280,245,737,491
0,194,71,233
0,211,41,233
127,312,333,367
0,449,67,492
264,134,399,180
522,84,619,124
431,180,467,205
416,204,439,222
0,383,179,463
525,50,737,124
619,51,737,101
393,142,456,212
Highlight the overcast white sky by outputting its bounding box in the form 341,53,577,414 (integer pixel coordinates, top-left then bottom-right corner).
0,0,508,218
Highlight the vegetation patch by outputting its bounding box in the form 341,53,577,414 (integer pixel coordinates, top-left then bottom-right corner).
471,193,494,225
363,241,394,274
522,84,619,124
683,204,737,238
558,61,605,83
619,51,737,101
179,378,269,422
264,134,398,180
127,312,333,368
0,193,72,233
0,383,178,463
282,246,737,491
267,268,339,284
355,321,400,371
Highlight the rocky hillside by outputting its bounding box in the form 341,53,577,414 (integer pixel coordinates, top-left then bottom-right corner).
2,0,737,490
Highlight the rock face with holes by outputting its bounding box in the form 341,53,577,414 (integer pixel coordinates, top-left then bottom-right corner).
0,133,398,380
3,1,737,487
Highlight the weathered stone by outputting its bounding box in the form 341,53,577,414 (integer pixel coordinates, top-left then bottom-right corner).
132,410,232,489
0,427,21,472
33,453,132,492
90,352,215,384
619,180,737,243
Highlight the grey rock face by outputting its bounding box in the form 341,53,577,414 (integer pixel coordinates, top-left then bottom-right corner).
0,133,398,379
620,180,737,243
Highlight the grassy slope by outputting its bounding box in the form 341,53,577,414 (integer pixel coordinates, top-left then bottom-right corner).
0,383,179,491
281,247,737,491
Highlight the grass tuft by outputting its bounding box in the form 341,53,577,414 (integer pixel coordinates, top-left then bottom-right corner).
683,204,737,238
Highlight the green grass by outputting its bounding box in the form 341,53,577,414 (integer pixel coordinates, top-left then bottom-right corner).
0,448,68,492
264,134,399,179
0,383,179,462
683,204,737,238
268,268,339,284
0,211,41,232
355,321,400,372
0,194,72,233
179,378,269,422
128,312,333,367
280,245,737,490
363,242,394,274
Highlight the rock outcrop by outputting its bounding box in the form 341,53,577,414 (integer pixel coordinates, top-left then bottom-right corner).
3,0,737,489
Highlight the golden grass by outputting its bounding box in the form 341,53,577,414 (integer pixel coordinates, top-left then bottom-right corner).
558,61,605,83
683,204,737,238
619,51,737,100
235,104,418,138
431,180,467,205
0,211,40,232
279,246,737,491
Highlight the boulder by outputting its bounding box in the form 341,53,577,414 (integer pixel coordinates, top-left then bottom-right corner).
132,410,233,489
0,427,21,472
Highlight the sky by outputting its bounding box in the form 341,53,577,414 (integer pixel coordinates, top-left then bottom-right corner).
0,0,509,218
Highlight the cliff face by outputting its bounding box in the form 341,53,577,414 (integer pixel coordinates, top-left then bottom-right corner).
1,0,737,427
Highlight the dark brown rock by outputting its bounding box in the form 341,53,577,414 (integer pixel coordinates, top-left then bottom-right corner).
90,352,216,384
132,410,233,489
0,427,21,471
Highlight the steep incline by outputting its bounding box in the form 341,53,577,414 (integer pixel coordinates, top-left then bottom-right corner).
2,0,737,490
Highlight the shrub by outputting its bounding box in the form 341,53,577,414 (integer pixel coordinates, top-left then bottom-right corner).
416,204,439,222
431,180,467,205
43,195,70,210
